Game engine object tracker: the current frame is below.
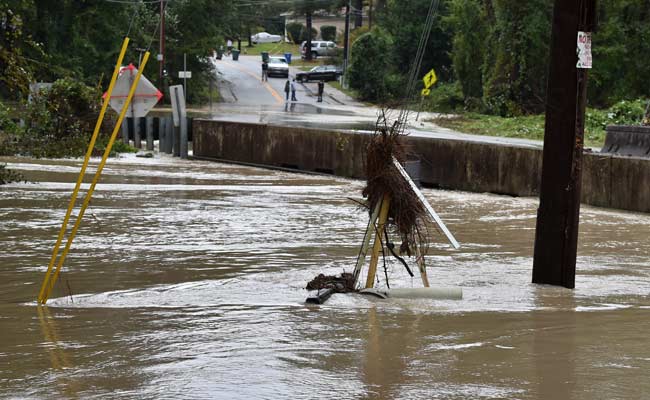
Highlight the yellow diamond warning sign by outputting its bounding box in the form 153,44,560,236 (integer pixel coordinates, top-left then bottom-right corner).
422,68,437,89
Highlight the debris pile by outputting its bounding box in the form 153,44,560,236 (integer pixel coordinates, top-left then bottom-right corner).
306,272,356,293
362,113,428,256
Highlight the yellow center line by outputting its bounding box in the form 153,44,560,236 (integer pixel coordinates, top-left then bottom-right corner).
219,60,284,104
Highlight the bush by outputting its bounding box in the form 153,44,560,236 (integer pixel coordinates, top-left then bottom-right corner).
348,30,394,102
300,26,318,42
25,78,104,140
320,25,337,42
286,22,304,44
9,77,117,158
0,164,23,185
424,81,466,113
585,99,648,142
0,101,20,136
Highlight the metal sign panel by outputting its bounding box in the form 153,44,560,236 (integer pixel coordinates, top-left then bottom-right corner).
422,69,438,89
169,85,186,128
178,71,192,78
104,64,162,118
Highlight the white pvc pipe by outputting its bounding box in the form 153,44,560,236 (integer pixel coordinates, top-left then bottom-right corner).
388,287,462,300
360,287,463,300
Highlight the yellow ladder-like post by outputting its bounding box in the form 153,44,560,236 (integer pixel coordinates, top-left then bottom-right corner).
39,50,151,304
38,37,129,304
365,194,391,289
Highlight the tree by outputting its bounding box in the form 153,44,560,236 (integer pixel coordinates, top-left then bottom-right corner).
445,0,486,105
481,0,553,116
0,0,39,98
590,0,650,105
380,0,453,82
348,29,394,101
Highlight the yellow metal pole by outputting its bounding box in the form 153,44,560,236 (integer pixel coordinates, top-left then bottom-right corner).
41,51,151,304
365,194,391,289
38,37,130,304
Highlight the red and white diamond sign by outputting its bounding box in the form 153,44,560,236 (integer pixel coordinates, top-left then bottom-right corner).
103,63,162,118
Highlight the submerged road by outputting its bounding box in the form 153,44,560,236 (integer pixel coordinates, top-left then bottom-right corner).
1,155,650,398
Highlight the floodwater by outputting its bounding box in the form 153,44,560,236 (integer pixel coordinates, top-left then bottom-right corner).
1,154,649,399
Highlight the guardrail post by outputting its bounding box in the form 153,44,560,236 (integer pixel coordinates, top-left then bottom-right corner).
180,116,188,159
121,118,129,144
165,116,173,154
134,117,142,149
146,116,154,150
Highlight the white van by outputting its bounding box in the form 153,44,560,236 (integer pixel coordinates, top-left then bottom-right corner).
300,41,338,58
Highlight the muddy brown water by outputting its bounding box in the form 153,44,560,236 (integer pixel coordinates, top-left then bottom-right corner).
1,155,649,399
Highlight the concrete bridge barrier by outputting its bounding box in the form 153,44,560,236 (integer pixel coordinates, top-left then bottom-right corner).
192,119,650,214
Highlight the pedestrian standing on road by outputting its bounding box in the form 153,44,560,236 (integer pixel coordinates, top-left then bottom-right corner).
261,60,269,81
284,79,291,102
290,78,298,102
317,80,324,102
226,39,233,55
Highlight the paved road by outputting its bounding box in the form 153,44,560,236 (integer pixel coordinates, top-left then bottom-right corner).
210,54,545,150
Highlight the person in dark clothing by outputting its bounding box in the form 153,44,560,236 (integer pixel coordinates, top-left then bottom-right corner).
284,79,291,101
317,80,324,102
261,61,268,81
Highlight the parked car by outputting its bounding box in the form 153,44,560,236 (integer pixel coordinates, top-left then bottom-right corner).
252,32,282,44
295,65,343,82
267,56,289,78
300,41,338,58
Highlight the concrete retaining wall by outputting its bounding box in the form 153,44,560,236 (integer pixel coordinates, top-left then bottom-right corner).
193,119,650,213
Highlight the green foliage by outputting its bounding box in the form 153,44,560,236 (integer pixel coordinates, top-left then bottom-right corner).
286,22,304,43
24,78,103,140
585,99,647,137
590,0,650,106
423,81,465,113
0,101,20,135
3,78,119,158
445,0,485,103
349,26,369,48
299,26,318,42
320,25,337,42
381,0,453,81
0,1,42,98
482,0,553,116
263,16,285,36
347,30,395,102
433,112,547,141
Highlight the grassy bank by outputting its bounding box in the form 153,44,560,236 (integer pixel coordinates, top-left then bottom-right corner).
430,102,649,149
240,42,299,56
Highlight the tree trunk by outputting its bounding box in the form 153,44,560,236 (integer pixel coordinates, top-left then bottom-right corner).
355,0,363,28
306,10,313,61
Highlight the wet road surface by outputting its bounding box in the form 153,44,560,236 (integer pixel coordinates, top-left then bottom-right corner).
1,154,649,399
209,56,545,150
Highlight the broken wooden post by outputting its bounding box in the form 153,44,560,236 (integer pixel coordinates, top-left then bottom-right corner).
365,194,391,289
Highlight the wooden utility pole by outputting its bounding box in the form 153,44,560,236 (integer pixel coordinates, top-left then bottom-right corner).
343,1,351,74
306,10,313,61
532,0,596,288
354,0,363,28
